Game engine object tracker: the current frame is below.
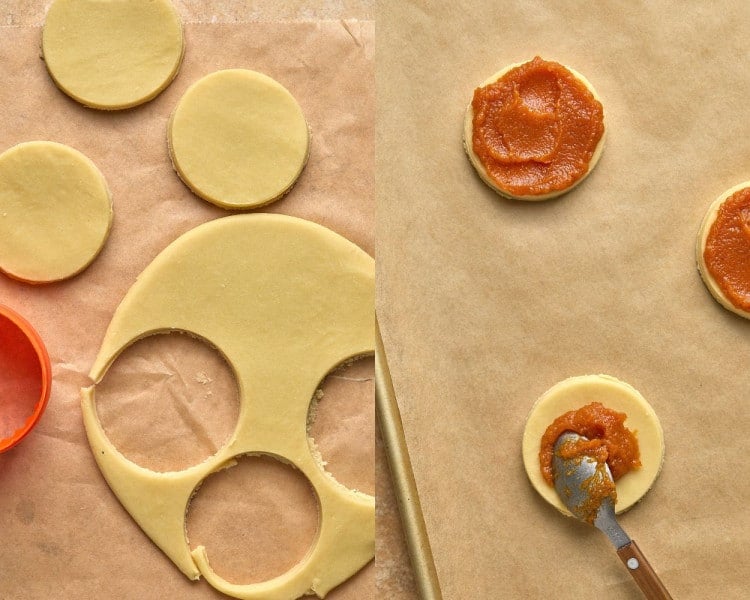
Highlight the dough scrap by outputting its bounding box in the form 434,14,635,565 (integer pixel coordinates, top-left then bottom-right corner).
696,181,750,320
81,214,374,600
168,69,310,209
522,374,665,516
463,62,606,201
0,141,112,283
42,0,184,110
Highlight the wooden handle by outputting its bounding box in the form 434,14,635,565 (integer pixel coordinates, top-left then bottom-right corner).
616,540,673,600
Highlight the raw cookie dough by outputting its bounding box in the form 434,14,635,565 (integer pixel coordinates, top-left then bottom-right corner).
168,69,310,209
696,181,750,319
463,57,605,201
522,374,665,516
0,141,112,283
42,0,184,110
81,214,374,600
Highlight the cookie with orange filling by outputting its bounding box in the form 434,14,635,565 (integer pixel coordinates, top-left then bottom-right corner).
697,182,750,319
522,375,665,517
464,57,605,200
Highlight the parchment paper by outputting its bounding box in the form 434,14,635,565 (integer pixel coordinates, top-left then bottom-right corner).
0,3,375,599
377,2,750,599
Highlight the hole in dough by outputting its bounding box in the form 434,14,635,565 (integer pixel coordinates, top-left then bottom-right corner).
307,355,375,496
186,454,320,585
94,331,240,472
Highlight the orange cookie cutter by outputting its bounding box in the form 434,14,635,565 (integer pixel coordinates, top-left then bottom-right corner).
0,304,52,452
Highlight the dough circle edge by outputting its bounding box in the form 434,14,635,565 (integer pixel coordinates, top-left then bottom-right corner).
521,374,665,516
696,181,750,320
41,0,184,110
0,140,113,283
463,62,606,201
81,213,374,600
168,69,311,210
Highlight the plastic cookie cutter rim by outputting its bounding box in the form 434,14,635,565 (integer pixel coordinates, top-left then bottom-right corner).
0,304,52,452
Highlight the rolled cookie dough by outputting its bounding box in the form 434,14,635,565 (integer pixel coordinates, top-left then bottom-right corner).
522,374,665,516
696,181,750,320
463,61,606,201
82,214,374,600
0,141,112,283
42,0,184,110
168,69,310,209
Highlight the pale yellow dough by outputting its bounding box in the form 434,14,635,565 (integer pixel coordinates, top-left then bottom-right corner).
81,214,374,600
696,181,750,320
463,62,606,201
0,141,112,283
522,374,665,516
42,0,184,110
168,69,310,209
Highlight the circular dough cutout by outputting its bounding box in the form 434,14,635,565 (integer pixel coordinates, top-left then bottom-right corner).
94,332,240,473
463,61,606,201
0,141,112,283
307,355,375,496
696,181,750,320
186,454,320,584
42,0,184,110
168,69,310,209
522,374,664,516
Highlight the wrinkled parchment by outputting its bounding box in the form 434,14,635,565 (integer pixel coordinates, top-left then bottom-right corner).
0,4,375,598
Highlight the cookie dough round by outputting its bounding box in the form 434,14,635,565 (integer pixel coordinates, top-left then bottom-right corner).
0,141,112,283
522,374,665,516
168,69,310,209
696,182,750,319
42,0,184,110
464,58,605,201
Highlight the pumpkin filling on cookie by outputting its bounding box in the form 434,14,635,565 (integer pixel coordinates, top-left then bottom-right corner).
539,401,641,488
471,56,604,196
703,187,750,312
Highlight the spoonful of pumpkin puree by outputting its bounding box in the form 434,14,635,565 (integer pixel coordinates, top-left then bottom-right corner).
543,404,672,599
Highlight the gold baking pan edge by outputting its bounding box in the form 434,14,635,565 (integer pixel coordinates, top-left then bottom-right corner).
375,316,443,600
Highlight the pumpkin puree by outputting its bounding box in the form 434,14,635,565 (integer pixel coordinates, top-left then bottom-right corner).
539,402,640,487
471,56,604,196
704,187,750,312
